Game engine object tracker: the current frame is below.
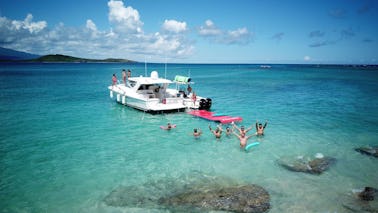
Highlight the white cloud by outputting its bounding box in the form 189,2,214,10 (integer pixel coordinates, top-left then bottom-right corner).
0,1,196,62
162,19,187,33
198,19,222,36
86,19,97,31
225,27,251,44
108,0,143,33
198,20,251,45
10,14,47,33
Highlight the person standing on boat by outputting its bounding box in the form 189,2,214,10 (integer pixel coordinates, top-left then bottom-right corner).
122,69,127,85
112,74,117,87
191,91,197,106
126,69,132,87
255,120,268,136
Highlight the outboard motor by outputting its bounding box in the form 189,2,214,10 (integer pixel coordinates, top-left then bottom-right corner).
206,98,212,109
199,98,212,110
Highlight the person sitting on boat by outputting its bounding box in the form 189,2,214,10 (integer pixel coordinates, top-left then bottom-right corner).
193,128,202,138
233,131,254,149
232,122,253,135
209,124,222,139
187,85,192,94
255,120,268,136
112,74,117,87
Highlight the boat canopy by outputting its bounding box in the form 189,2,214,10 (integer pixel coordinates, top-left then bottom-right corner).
174,75,191,83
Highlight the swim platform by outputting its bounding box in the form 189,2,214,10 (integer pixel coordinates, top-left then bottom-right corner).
188,110,243,124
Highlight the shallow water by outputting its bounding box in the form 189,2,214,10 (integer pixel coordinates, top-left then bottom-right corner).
0,63,377,212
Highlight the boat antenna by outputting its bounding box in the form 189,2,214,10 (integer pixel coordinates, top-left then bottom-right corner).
164,56,167,79
144,57,147,77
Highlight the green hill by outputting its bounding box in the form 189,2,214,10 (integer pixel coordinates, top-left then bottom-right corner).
30,54,136,63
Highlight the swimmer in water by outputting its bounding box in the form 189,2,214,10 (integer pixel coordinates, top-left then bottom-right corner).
225,127,232,136
233,131,254,149
166,123,173,130
255,120,268,136
232,122,253,135
209,124,222,139
193,128,202,138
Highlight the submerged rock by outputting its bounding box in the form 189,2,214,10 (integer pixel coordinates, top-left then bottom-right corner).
277,153,336,175
359,187,377,201
103,172,271,212
159,185,270,213
355,146,378,158
342,187,378,212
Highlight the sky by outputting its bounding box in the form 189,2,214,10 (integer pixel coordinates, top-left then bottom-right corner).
0,0,377,64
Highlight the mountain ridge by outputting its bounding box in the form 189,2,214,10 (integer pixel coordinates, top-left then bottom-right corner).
0,47,137,63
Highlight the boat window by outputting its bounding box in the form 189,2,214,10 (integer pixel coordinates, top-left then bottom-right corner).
137,84,153,91
129,80,137,87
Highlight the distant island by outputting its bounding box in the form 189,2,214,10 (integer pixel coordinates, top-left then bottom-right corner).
0,47,137,63
29,54,137,63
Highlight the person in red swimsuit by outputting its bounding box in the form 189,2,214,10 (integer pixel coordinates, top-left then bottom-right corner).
112,74,117,87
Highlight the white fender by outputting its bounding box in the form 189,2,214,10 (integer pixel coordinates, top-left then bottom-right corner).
122,95,126,104
110,91,113,98
116,94,120,102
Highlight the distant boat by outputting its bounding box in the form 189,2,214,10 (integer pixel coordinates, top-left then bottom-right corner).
108,71,212,113
260,65,271,69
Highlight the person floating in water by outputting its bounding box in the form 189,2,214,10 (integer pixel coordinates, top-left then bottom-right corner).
166,123,173,130
193,128,202,138
161,123,176,130
255,120,268,136
233,131,254,149
209,124,222,139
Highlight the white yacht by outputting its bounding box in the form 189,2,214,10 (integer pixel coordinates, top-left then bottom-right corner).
108,71,212,112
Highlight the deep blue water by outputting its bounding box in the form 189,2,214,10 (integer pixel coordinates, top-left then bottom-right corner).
0,63,377,212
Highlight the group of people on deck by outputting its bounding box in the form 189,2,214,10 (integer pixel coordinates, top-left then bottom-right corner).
112,69,132,87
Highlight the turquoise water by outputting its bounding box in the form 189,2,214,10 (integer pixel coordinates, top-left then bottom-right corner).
0,63,377,212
